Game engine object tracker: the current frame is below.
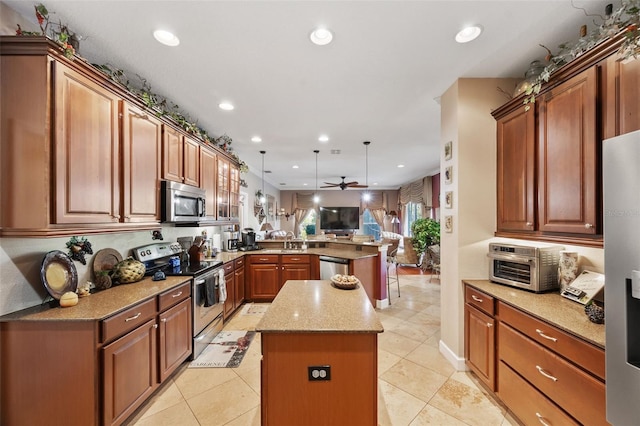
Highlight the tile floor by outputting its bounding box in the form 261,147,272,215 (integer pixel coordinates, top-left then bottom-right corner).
126,272,518,426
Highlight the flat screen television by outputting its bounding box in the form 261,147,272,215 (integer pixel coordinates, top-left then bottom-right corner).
319,206,360,230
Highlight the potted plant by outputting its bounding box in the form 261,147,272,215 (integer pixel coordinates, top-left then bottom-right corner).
410,218,440,257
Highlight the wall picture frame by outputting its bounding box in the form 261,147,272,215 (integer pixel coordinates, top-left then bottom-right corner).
445,191,453,209
444,166,453,184
444,215,453,233
444,141,453,161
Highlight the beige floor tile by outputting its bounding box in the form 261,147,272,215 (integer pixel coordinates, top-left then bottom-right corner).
376,312,406,331
378,329,423,358
380,358,448,403
393,299,432,312
391,321,439,343
377,380,427,426
237,365,262,395
174,366,238,400
378,348,402,375
409,404,469,426
383,305,420,320
405,311,441,327
429,379,505,426
137,381,184,420
225,406,261,426
131,400,199,426
187,376,260,426
405,342,456,377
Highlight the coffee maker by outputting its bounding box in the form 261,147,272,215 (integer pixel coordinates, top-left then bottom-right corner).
222,230,239,252
240,228,259,251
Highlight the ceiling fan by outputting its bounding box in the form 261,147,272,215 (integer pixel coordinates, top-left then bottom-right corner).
321,176,368,190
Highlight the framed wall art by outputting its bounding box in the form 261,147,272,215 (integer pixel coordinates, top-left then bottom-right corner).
445,191,453,209
444,215,453,233
444,141,452,161
444,166,453,184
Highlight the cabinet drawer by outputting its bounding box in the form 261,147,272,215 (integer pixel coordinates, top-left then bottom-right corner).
498,301,605,380
498,322,606,426
498,361,579,426
465,286,494,316
223,261,234,274
281,254,310,264
234,257,245,268
158,281,191,312
250,254,280,264
102,298,156,343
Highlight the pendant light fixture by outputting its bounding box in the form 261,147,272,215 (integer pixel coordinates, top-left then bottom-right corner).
362,141,371,202
313,150,320,204
260,150,266,204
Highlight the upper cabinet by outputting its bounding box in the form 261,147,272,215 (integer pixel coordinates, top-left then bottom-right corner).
493,35,639,247
200,146,218,221
229,164,240,220
0,36,241,236
216,157,230,220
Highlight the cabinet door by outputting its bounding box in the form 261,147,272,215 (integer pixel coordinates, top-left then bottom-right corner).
183,137,200,187
496,106,536,232
200,147,217,219
229,164,240,219
464,304,495,391
121,102,162,223
103,319,158,426
250,263,280,300
603,54,640,139
224,272,235,318
217,158,230,219
162,125,183,183
281,264,311,289
54,61,120,224
538,67,599,235
158,298,192,382
235,266,245,307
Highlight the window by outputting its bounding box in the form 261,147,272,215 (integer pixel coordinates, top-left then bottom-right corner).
404,202,423,236
299,210,317,239
362,209,381,241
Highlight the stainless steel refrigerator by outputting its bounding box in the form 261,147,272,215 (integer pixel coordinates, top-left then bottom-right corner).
604,129,640,425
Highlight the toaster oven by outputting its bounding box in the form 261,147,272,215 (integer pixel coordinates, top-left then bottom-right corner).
488,243,564,292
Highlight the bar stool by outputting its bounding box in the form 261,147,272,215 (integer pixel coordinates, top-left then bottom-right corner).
384,239,400,304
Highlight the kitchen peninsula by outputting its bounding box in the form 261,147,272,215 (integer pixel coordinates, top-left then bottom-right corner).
256,279,383,425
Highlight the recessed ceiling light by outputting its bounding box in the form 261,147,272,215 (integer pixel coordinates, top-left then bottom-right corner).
153,30,180,47
310,28,333,46
292,165,299,169
397,164,405,168
318,135,329,142
373,183,378,186
218,102,234,111
455,25,482,43
303,183,308,186
251,136,262,143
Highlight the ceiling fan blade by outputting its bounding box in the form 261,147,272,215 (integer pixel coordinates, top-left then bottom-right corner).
320,184,339,188
344,181,359,185
349,184,369,188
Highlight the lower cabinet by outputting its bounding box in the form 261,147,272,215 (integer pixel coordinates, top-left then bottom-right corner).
248,254,313,301
223,258,246,319
463,283,607,426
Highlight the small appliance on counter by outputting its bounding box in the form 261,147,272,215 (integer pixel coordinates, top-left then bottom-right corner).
222,230,239,252
240,228,261,251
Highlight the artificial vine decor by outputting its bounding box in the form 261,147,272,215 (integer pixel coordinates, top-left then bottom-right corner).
523,0,640,110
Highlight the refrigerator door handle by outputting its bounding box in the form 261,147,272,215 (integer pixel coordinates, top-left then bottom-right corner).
632,270,640,299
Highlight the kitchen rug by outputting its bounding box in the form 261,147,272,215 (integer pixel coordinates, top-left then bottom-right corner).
240,303,269,315
189,330,255,368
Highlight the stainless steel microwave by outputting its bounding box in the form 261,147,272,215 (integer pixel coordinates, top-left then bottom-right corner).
488,243,564,292
161,180,206,223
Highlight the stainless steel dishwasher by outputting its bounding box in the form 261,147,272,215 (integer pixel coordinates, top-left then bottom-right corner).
319,255,349,279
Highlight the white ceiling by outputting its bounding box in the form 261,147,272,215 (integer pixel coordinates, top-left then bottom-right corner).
4,0,612,190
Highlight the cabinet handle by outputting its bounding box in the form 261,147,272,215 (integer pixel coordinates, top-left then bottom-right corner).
259,258,268,261
125,312,141,322
526,222,533,227
153,324,158,329
471,295,483,303
291,258,300,261
161,318,167,322
536,365,558,382
171,291,183,298
535,329,558,342
584,223,593,229
487,323,493,328
113,214,121,219
535,413,551,426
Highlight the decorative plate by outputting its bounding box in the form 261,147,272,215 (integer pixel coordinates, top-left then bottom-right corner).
92,248,123,276
330,275,360,290
41,250,78,300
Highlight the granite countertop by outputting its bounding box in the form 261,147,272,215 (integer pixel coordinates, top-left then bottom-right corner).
256,280,384,333
206,246,378,263
0,276,191,322
464,280,605,349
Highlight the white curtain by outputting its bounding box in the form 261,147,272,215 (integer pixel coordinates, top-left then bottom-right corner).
370,209,386,227
399,176,433,211
293,208,313,237
293,192,316,237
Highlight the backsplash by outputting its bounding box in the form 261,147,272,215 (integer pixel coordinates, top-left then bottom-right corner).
0,225,227,316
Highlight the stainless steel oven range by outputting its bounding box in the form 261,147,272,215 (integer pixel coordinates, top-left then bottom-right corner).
132,242,224,359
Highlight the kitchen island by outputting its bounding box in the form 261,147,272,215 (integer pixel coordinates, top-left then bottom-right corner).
256,279,383,425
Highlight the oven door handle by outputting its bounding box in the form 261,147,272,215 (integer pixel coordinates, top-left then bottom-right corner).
195,278,205,285
198,197,206,217
487,252,535,264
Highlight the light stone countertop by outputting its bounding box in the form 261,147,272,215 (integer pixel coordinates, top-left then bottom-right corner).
256,280,384,334
0,276,191,322
206,246,379,264
464,280,605,348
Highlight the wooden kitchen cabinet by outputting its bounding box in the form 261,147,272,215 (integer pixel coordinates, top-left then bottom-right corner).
602,53,640,139
496,106,536,233
200,146,217,220
223,261,236,318
229,163,241,220
249,255,281,301
162,126,200,187
537,66,599,236
121,102,162,223
54,60,122,224
216,157,231,220
464,286,496,391
280,254,312,290
234,257,246,309
158,296,192,382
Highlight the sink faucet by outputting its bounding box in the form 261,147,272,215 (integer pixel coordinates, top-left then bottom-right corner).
284,231,295,249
